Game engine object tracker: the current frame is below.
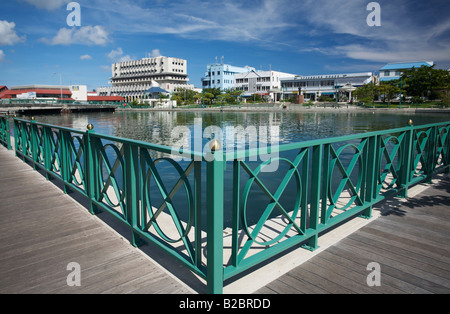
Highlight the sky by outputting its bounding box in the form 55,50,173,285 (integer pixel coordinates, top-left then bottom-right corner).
1,0,450,91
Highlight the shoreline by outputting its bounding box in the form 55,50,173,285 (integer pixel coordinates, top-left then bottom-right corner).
116,104,450,114
2,104,450,116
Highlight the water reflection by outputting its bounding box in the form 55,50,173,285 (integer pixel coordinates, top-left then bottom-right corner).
30,110,450,147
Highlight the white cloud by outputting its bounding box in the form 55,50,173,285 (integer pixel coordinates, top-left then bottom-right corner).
65,0,450,65
43,25,110,46
0,49,5,62
0,20,25,46
148,49,161,58
107,48,123,60
80,54,92,60
100,65,111,72
83,0,297,43
108,48,134,62
20,0,67,11
297,0,450,64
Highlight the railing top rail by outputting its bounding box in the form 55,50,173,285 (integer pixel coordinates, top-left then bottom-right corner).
14,117,86,135
89,132,203,159
12,117,450,162
13,117,202,159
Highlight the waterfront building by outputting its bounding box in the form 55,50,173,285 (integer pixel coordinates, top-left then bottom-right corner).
98,56,195,101
0,85,72,100
70,85,87,101
0,84,124,104
281,72,375,102
234,70,297,102
201,60,255,90
379,61,434,82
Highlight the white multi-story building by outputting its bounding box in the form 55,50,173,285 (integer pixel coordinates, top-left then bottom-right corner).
98,56,194,100
281,72,375,101
201,61,255,90
234,70,297,101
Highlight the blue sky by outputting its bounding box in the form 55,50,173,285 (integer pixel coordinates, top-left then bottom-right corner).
1,0,450,91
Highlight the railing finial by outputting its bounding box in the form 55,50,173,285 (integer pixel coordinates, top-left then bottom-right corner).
87,123,94,131
209,139,221,152
407,119,413,126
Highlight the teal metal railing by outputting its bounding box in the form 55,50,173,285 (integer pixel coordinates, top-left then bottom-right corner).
5,117,450,294
0,115,12,150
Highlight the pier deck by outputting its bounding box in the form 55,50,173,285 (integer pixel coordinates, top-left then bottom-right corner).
256,174,450,294
0,147,192,294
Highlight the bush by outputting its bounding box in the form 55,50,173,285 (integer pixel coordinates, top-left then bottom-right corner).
318,95,333,102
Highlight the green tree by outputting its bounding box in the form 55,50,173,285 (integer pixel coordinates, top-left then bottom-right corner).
203,92,215,105
171,88,200,106
401,65,450,100
377,81,401,105
353,83,377,106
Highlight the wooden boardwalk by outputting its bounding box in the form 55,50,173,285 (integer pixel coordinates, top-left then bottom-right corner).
256,174,450,294
0,147,193,294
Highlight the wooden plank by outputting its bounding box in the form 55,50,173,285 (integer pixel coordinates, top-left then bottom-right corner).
279,272,329,294
325,245,434,294
287,263,355,294
354,229,450,276
344,235,450,286
0,147,192,294
360,224,450,261
360,223,450,260
256,174,450,294
317,250,404,294
337,240,449,294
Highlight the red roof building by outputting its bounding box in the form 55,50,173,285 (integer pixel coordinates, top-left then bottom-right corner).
0,85,72,99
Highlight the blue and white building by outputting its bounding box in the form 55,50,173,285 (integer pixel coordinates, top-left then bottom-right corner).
379,61,434,82
281,72,375,101
201,60,255,90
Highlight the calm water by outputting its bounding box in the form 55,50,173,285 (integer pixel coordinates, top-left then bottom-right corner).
30,110,450,146
28,110,450,228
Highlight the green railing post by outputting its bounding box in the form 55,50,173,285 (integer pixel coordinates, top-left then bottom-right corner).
5,115,11,150
194,160,203,270
446,126,450,173
124,142,144,247
30,117,39,170
84,124,100,215
21,120,27,162
230,159,240,268
42,125,52,180
13,118,19,155
361,135,378,219
320,144,330,225
425,125,438,183
398,120,414,198
206,140,224,294
60,130,72,194
304,144,322,251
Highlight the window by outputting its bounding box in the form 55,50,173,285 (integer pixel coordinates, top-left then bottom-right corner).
384,71,390,76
